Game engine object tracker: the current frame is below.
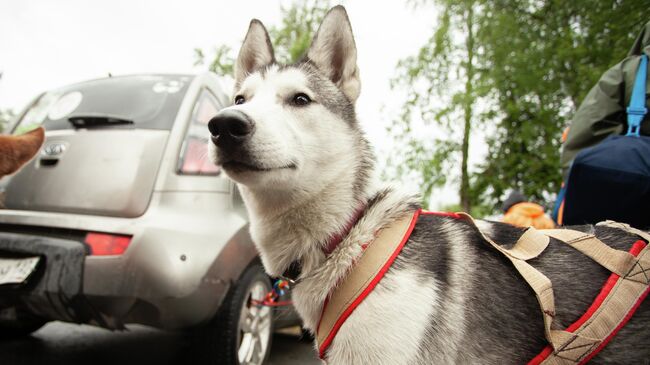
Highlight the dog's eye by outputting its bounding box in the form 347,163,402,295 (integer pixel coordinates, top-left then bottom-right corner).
234,95,245,105
292,93,311,106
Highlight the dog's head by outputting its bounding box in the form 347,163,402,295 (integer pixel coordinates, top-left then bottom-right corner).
0,127,45,178
209,6,371,196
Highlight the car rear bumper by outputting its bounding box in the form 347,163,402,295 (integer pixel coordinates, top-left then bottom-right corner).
0,233,89,323
0,232,232,330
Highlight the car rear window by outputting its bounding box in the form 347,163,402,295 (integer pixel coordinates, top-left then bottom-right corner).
177,89,222,175
13,75,192,134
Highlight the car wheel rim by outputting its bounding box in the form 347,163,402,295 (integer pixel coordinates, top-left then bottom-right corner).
237,280,272,365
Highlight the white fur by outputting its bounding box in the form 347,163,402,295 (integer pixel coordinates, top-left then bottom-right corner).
209,62,371,279
291,187,421,330
326,269,438,365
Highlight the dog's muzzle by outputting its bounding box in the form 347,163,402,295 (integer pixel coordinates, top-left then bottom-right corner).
208,109,255,150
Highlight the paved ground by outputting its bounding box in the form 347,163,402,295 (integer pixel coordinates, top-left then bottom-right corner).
1,321,320,365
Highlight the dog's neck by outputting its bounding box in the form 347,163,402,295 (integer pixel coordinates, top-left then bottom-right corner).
241,175,421,329
240,177,372,277
292,186,421,330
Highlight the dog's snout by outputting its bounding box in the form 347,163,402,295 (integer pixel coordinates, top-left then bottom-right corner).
208,110,255,147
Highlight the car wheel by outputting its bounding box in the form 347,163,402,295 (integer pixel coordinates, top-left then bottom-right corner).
190,263,274,365
0,312,47,339
299,327,314,343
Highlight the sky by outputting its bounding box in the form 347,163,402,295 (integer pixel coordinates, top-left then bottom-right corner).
0,0,465,208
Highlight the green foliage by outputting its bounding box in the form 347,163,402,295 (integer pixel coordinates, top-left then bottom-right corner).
440,202,493,218
389,0,645,216
195,0,331,77
269,0,331,64
194,45,235,76
474,0,644,210
389,0,480,212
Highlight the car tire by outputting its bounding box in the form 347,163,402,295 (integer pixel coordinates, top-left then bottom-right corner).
299,327,314,343
0,312,47,339
190,263,274,365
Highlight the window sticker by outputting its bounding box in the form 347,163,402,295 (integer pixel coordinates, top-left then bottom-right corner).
153,80,183,94
48,91,83,120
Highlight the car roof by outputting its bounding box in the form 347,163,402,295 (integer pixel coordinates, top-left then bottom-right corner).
56,73,196,90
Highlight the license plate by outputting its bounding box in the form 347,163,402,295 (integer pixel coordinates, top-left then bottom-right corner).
0,257,40,285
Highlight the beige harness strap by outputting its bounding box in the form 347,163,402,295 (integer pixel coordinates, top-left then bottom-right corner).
541,229,638,278
316,213,416,356
597,220,650,242
539,243,650,365
458,213,601,358
543,227,650,286
461,213,650,364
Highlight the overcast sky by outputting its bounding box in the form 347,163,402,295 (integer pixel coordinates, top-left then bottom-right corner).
0,0,465,208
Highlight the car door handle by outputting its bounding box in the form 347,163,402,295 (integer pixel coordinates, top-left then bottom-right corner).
38,158,59,167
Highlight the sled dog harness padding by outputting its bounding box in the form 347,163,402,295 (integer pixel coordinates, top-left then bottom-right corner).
315,210,420,358
315,209,650,363
529,222,650,365
460,214,650,364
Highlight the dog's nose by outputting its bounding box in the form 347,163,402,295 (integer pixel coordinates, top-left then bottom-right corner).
208,109,255,147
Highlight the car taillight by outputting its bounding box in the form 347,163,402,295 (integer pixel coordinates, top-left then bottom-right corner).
84,233,132,256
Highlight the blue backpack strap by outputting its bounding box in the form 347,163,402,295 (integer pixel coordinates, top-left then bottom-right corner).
552,183,567,224
626,54,648,137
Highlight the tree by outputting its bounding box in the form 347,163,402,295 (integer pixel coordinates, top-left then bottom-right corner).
390,0,645,215
389,0,481,212
473,0,644,210
194,0,331,76
194,45,235,77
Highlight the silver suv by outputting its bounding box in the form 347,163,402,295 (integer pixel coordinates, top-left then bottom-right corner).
0,73,297,364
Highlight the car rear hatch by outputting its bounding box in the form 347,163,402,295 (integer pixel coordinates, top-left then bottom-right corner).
1,74,192,218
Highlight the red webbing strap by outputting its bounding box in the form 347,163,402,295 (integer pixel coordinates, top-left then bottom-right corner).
528,240,649,365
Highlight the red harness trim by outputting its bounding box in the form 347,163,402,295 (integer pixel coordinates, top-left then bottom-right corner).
323,205,367,256
528,239,648,365
317,209,422,359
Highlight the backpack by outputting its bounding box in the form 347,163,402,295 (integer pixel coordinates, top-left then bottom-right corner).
556,54,650,229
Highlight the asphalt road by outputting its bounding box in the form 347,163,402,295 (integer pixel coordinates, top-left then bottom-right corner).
1,321,320,365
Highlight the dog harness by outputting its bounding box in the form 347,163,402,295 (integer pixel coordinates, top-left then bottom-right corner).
315,209,650,363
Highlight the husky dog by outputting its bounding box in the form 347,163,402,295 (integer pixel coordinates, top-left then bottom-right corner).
208,6,649,364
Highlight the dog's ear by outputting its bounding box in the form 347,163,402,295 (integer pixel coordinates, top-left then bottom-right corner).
235,19,275,87
307,6,360,102
0,127,45,177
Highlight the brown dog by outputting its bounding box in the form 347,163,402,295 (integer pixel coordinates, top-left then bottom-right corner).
0,128,45,177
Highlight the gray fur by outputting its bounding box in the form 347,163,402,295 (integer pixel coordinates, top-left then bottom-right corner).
397,216,650,364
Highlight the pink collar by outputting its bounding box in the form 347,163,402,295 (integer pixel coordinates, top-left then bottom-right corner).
322,205,366,256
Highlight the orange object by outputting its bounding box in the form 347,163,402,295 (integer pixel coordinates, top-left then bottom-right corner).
561,126,570,143
503,202,555,229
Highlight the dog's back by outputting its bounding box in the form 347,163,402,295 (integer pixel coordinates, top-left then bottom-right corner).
398,214,649,364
